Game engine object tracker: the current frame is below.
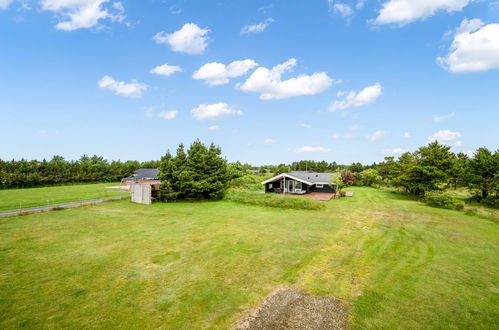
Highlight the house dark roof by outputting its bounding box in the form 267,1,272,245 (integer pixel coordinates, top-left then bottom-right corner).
134,168,159,180
262,171,338,185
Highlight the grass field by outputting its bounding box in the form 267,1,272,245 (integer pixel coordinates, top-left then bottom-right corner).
0,187,498,328
0,183,128,211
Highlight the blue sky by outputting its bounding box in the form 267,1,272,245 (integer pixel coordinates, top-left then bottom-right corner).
1,0,498,165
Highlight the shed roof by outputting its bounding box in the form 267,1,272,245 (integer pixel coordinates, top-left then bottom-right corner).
134,168,159,180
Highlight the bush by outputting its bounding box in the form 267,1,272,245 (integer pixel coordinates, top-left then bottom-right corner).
230,174,267,191
454,202,465,211
225,190,325,210
481,196,499,209
424,191,463,210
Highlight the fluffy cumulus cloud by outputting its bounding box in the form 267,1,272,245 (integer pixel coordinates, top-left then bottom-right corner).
329,83,382,112
428,129,461,143
241,18,274,34
237,58,334,100
383,148,408,155
153,23,209,55
193,59,258,86
367,130,388,141
191,102,242,120
432,112,455,122
437,18,499,73
293,146,332,153
332,3,353,17
264,138,274,144
150,64,182,77
0,0,13,10
41,0,125,31
98,75,147,98
158,110,178,120
374,0,472,25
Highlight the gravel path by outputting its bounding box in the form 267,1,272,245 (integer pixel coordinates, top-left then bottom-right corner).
0,195,129,218
234,287,349,330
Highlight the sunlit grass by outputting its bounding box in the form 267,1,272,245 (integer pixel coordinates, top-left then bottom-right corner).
0,187,497,328
0,183,127,211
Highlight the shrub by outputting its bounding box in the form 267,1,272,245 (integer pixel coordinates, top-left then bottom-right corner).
230,174,266,191
481,196,499,209
454,202,465,211
424,191,463,210
225,190,325,210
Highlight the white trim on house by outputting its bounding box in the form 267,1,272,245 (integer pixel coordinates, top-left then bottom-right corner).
261,173,313,186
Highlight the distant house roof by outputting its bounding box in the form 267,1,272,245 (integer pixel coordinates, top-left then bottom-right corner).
262,171,338,185
134,168,159,180
122,169,160,182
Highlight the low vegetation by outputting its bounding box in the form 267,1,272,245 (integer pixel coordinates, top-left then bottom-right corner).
0,187,497,329
0,182,127,211
424,191,465,210
225,189,325,210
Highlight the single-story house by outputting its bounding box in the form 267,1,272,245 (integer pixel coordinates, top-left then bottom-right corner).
122,168,160,185
262,171,338,194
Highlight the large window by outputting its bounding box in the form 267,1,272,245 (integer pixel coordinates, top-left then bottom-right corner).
296,181,302,190
316,184,324,188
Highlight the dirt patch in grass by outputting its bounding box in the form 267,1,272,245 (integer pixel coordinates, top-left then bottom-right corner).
234,287,349,330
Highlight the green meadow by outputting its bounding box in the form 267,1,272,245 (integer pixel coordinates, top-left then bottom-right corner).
0,187,497,328
0,183,127,211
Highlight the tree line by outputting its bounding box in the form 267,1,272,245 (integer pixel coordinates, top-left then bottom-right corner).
255,142,498,205
0,155,160,189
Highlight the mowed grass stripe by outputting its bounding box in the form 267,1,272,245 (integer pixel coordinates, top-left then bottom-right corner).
0,187,498,329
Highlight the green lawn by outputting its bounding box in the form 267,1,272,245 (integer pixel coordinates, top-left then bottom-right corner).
0,187,497,329
0,183,128,211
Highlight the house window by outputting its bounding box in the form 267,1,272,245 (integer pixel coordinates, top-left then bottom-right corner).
296,181,302,190
316,184,324,188
269,183,273,189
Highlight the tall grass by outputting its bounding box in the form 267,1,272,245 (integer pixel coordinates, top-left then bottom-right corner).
225,189,325,210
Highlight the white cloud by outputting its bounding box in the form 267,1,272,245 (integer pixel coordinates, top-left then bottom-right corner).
437,18,499,73
465,150,474,157
333,3,353,17
0,0,13,10
193,59,258,86
237,58,334,100
350,125,360,131
293,146,332,153
427,129,462,143
403,132,411,138
207,125,219,131
150,64,182,77
241,18,274,34
367,130,388,141
41,0,126,31
432,112,455,122
383,148,408,155
264,138,274,144
374,0,472,26
332,133,355,139
98,75,147,98
191,102,242,120
153,23,209,55
158,110,178,120
329,83,382,111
